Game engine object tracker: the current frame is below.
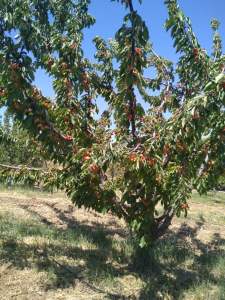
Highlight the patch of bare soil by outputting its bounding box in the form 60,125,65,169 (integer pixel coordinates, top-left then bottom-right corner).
171,200,225,243
0,191,127,237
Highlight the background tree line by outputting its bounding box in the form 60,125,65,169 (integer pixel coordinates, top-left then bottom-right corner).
0,109,44,167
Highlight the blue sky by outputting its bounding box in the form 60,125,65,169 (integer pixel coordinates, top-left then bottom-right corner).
33,0,225,104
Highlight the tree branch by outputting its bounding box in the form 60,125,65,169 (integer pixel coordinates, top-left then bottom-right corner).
0,163,47,172
154,208,175,239
128,0,137,141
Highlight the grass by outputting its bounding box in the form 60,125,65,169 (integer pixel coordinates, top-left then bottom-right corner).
0,188,225,299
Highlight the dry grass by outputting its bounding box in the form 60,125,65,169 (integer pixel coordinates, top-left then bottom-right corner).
0,187,225,299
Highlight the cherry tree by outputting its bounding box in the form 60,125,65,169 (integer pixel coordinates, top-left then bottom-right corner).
0,0,225,247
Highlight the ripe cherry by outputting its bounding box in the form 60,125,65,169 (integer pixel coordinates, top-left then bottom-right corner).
129,153,137,162
83,153,91,161
147,157,156,166
89,163,100,174
180,203,189,209
135,47,142,56
64,135,73,141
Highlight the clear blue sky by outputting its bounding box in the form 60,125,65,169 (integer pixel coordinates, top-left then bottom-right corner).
31,0,225,100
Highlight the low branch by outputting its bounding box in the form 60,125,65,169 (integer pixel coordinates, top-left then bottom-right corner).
0,163,47,172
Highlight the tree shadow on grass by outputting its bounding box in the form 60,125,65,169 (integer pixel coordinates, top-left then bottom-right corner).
133,223,225,300
0,207,129,299
0,204,225,300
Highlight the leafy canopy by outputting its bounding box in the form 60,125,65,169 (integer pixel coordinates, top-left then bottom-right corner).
0,0,225,247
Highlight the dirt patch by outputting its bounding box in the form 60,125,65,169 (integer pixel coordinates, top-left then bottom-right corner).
0,191,127,237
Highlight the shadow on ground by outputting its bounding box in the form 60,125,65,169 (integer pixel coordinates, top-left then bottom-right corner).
0,200,225,300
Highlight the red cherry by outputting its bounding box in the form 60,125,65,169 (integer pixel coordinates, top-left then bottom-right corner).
89,163,100,174
135,48,142,55
64,135,73,141
129,153,137,162
83,154,91,161
180,203,189,209
147,158,156,166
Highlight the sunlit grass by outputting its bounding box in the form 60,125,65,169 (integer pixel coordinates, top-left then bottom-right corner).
0,188,225,299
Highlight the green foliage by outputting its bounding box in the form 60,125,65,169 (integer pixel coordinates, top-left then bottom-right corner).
0,110,47,187
0,0,225,247
216,173,225,191
0,110,43,166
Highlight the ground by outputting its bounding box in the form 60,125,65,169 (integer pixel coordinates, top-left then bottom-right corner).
0,188,225,300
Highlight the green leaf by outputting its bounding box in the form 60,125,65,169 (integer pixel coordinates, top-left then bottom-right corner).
215,73,225,84
165,18,175,30
139,236,147,248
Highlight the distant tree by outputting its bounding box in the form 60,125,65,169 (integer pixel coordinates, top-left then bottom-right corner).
0,110,46,186
0,109,43,166
0,0,225,247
